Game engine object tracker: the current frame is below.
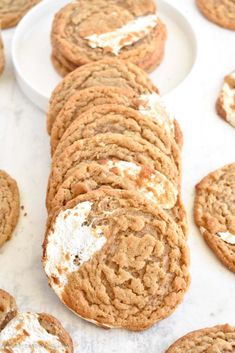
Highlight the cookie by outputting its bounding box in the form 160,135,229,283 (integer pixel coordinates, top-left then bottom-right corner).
43,188,190,331
0,28,5,76
166,324,235,352
47,134,179,210
53,104,181,174
196,0,235,30
0,289,17,331
0,170,20,248
216,71,235,127
0,0,41,29
50,87,182,154
194,163,235,272
51,0,167,76
47,59,158,134
0,289,73,352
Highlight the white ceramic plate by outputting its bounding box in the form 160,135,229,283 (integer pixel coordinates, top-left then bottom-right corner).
12,0,197,112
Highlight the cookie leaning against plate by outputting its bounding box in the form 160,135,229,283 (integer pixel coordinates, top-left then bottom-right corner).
0,0,41,29
50,86,182,154
43,188,190,331
0,289,73,352
51,0,167,74
47,59,158,134
166,324,235,352
194,163,235,272
196,0,235,30
53,104,181,174
216,71,235,128
0,170,20,248
47,134,179,210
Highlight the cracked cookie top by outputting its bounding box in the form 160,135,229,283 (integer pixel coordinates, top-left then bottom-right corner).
194,163,235,272
0,28,5,76
166,324,235,353
43,188,189,331
47,59,158,134
216,71,235,128
51,0,166,74
0,0,41,29
196,0,235,30
50,87,179,155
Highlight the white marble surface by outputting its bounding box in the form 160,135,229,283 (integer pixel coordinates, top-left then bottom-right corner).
0,0,235,352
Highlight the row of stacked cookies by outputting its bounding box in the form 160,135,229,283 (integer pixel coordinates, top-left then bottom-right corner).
42,58,190,331
51,0,167,76
0,0,40,29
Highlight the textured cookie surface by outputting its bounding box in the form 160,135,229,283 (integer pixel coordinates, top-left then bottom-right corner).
0,0,41,29
216,71,235,127
166,324,235,352
53,104,181,172
0,170,20,247
49,157,180,223
47,59,158,134
196,0,235,30
0,29,5,76
47,134,179,210
51,0,166,75
50,87,179,154
194,163,235,272
43,188,190,331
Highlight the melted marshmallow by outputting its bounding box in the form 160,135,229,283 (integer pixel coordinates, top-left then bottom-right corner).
44,201,106,294
106,160,177,209
85,14,158,55
0,312,66,353
138,93,175,135
217,231,235,245
222,78,235,127
201,227,235,245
